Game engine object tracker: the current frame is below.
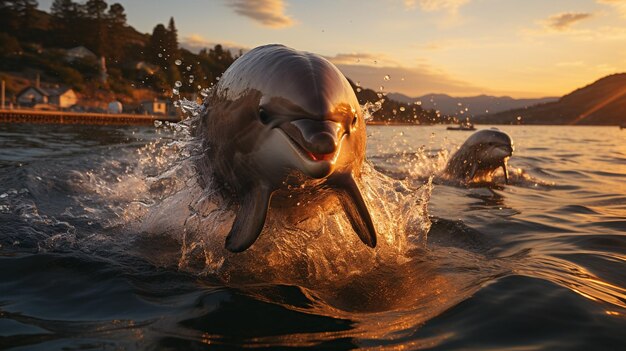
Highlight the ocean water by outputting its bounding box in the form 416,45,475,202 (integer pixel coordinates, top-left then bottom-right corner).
0,122,624,350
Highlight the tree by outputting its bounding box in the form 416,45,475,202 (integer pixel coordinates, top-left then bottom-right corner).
51,0,84,47
108,2,126,26
51,0,75,18
165,17,179,60
10,0,38,29
107,3,127,58
84,0,108,56
147,23,168,66
0,0,18,33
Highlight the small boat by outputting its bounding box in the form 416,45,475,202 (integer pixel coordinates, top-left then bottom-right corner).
447,121,476,131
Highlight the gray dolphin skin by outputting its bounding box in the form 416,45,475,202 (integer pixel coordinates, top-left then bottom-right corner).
444,129,513,184
197,44,376,253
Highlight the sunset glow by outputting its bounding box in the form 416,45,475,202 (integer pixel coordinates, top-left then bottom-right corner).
36,0,626,98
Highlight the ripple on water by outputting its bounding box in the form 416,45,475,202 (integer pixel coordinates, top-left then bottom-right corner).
1,124,626,349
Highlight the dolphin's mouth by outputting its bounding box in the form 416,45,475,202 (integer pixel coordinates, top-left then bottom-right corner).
308,151,336,161
280,129,343,163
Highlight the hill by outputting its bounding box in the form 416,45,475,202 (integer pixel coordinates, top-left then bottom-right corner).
473,73,626,125
387,92,557,116
0,0,238,111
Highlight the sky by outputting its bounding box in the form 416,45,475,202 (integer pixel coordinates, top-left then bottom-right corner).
38,0,626,98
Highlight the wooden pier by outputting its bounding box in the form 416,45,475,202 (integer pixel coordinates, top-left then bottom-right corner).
0,109,180,126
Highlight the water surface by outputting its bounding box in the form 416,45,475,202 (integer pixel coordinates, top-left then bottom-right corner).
1,123,625,350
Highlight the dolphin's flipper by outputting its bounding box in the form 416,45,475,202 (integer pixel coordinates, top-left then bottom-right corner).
225,184,273,252
467,162,478,181
330,174,377,248
501,160,510,184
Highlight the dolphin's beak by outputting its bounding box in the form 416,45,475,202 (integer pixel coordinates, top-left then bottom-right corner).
281,120,343,162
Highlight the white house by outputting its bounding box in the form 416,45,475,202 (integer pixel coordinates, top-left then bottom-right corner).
16,86,78,108
16,86,48,105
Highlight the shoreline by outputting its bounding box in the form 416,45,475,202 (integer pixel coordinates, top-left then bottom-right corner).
0,109,180,126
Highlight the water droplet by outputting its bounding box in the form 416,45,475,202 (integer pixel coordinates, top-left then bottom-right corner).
384,75,390,81
399,106,406,111
154,120,163,127
175,59,182,65
186,66,192,71
379,86,384,91
174,81,182,87
172,88,179,95
158,53,163,57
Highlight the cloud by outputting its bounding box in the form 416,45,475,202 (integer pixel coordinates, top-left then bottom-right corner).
522,23,626,41
556,61,585,67
325,52,401,67
597,0,626,18
308,51,486,96
226,0,294,28
404,0,469,12
403,0,470,26
181,34,248,54
334,63,487,97
545,12,593,31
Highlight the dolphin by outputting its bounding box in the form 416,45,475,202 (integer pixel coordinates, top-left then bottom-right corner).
197,44,376,252
444,128,513,184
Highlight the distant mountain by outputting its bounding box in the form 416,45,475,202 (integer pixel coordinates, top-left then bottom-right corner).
346,79,454,124
387,92,557,116
473,73,626,125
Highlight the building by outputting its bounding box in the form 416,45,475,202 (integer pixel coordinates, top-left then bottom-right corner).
16,86,78,108
141,99,167,115
65,46,97,62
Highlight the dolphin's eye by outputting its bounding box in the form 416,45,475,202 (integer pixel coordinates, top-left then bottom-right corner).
259,108,271,125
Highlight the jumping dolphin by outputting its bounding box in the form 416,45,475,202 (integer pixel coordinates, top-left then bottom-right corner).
444,129,513,184
197,44,376,252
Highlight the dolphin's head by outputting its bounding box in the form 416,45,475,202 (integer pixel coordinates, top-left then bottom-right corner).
446,128,513,183
217,45,366,184
467,128,513,182
466,128,513,165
